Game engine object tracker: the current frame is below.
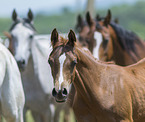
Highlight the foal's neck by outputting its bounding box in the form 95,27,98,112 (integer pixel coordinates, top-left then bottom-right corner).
74,47,104,100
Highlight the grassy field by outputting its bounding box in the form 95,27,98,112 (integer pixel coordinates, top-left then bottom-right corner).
2,109,76,122
26,110,76,122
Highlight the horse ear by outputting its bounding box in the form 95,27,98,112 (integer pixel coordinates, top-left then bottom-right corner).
28,9,33,21
12,9,17,21
114,18,119,24
86,11,93,26
68,30,76,47
51,28,59,47
104,9,112,27
75,14,83,31
96,14,100,20
77,14,83,25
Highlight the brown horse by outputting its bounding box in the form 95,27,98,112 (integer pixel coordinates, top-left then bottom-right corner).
76,12,106,59
94,10,145,66
79,10,145,66
48,29,145,122
75,13,97,54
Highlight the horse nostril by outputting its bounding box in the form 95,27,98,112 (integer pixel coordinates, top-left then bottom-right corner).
21,60,25,65
62,88,68,96
52,88,57,97
17,60,25,65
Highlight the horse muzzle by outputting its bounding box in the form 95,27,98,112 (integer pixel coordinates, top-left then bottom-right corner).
17,59,26,71
52,88,68,103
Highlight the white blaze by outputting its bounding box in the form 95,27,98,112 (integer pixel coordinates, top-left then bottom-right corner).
11,23,34,62
58,53,66,90
93,31,103,59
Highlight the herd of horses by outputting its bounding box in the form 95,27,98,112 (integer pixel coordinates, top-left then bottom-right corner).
0,8,145,122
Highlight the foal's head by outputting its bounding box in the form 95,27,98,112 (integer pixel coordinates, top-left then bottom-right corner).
5,9,36,70
48,29,77,103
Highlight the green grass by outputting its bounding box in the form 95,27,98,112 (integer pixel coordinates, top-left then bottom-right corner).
26,109,76,122
26,111,34,122
2,109,75,122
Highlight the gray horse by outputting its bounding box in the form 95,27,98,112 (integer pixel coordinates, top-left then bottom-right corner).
5,9,72,122
0,42,25,122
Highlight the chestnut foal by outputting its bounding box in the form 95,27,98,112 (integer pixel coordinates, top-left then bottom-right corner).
48,29,145,122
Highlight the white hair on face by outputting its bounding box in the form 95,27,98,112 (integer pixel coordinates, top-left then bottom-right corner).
93,31,103,59
11,23,34,62
58,53,66,90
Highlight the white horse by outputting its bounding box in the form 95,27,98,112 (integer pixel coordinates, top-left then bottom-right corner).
0,41,25,122
5,9,71,122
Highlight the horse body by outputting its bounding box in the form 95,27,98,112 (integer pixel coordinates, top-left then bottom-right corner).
49,29,145,122
5,9,72,122
0,42,25,122
9,20,56,121
21,37,54,122
73,46,145,122
95,10,145,66
77,11,145,66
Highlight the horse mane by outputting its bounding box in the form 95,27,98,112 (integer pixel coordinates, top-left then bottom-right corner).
110,22,144,56
127,57,145,68
9,18,36,32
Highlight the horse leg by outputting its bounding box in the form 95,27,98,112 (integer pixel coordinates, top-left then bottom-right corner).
54,104,71,122
32,108,52,122
23,107,28,122
63,105,71,122
17,107,24,122
49,104,55,122
54,104,61,122
31,111,42,122
1,93,18,122
41,109,52,122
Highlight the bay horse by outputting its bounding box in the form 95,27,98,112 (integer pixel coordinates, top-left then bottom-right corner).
76,12,103,59
75,14,91,49
88,10,145,66
5,9,71,122
0,41,25,122
49,29,145,122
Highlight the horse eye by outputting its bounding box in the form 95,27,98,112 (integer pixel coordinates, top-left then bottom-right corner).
29,35,33,39
86,39,90,43
72,60,77,66
48,58,53,65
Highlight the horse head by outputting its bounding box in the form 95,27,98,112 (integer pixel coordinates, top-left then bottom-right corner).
48,29,77,103
75,14,90,49
5,9,36,70
77,12,98,53
96,10,115,61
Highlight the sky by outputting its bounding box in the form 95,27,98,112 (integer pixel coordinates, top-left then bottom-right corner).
0,0,138,17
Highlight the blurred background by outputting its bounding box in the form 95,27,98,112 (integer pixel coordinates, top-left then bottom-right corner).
0,0,145,121
0,0,145,39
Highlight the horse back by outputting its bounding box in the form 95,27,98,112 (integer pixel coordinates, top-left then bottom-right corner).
124,58,145,121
